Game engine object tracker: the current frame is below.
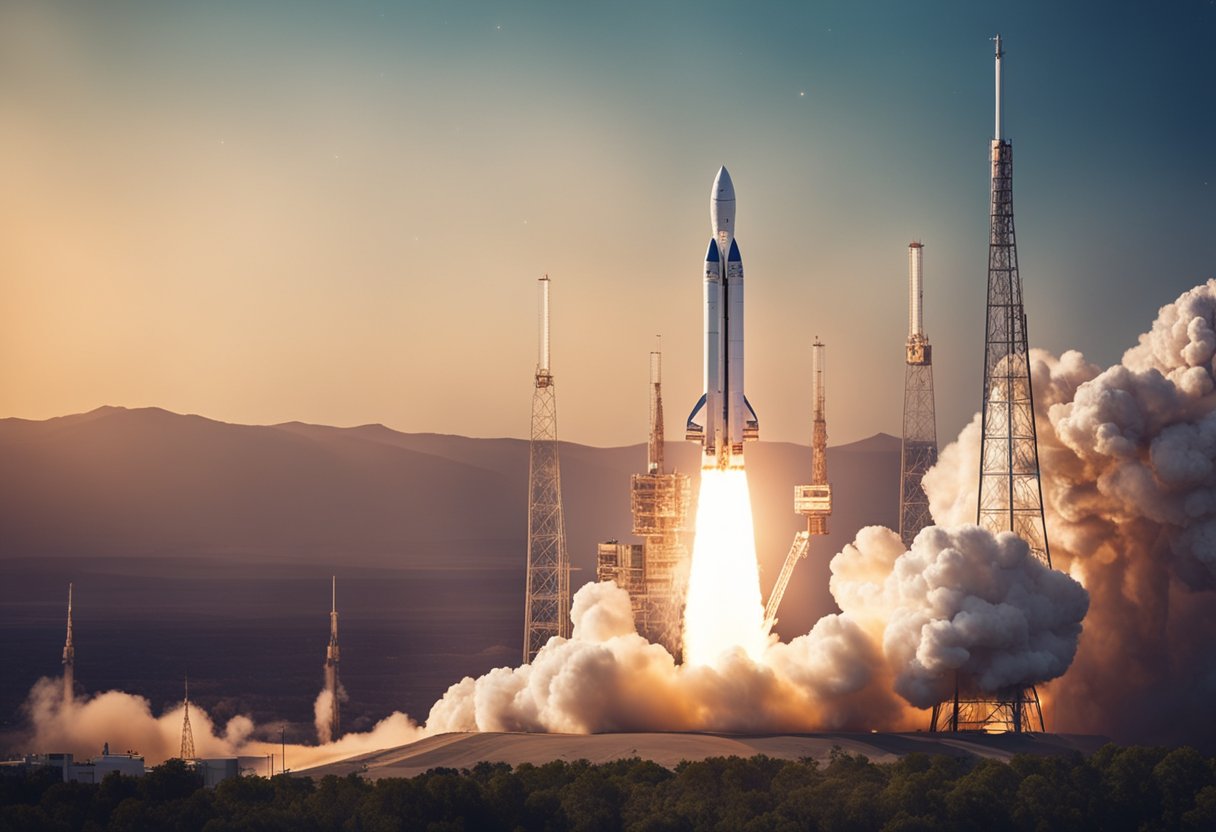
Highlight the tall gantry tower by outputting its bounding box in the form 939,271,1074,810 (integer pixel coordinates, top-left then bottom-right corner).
323,576,341,741
899,243,938,547
806,339,831,537
62,583,75,707
628,348,691,655
764,340,832,632
931,35,1051,734
523,275,571,663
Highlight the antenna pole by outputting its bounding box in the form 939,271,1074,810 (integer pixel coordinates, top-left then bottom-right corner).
993,34,1004,141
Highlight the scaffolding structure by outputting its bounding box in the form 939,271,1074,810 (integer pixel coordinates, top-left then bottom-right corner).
323,576,341,741
62,583,75,707
523,275,571,663
900,242,938,547
930,36,1050,733
765,340,831,631
597,349,690,656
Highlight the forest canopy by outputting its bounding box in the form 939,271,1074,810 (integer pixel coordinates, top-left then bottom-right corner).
2,744,1214,832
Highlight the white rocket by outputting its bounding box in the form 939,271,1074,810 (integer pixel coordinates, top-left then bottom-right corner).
686,166,759,468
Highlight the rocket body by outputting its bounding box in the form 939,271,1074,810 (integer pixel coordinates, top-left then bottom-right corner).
687,167,758,468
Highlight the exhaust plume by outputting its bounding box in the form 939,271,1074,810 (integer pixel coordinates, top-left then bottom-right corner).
682,467,768,665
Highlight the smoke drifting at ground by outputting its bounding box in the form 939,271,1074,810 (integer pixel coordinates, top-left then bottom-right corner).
23,522,1088,762
426,581,909,733
23,676,250,763
924,280,1216,745
22,674,423,770
19,501,1091,757
425,520,1087,732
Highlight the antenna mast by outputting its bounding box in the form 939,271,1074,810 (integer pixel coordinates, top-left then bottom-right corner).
931,35,1051,734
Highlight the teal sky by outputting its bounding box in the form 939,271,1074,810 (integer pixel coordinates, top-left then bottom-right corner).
1,0,1213,447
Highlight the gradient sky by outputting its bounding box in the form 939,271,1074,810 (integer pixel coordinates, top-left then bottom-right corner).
1,1,1213,447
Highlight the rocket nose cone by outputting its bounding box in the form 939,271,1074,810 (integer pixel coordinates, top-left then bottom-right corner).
710,166,736,240
713,166,735,202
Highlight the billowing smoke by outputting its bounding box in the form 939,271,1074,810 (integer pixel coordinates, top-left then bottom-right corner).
827,525,1088,708
22,674,423,770
313,684,348,745
426,580,910,734
421,518,1087,735
23,676,251,763
924,279,1216,744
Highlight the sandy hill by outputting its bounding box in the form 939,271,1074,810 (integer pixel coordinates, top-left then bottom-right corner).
302,731,1110,780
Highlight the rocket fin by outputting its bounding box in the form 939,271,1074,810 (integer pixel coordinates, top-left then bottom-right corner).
685,393,707,440
743,395,759,440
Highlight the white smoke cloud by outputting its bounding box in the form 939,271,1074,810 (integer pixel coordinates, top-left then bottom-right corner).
313,682,349,745
829,525,1088,708
22,674,424,770
23,676,248,763
923,279,1216,742
425,519,1089,733
425,581,910,734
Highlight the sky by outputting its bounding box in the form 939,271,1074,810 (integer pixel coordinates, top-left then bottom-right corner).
1,0,1213,448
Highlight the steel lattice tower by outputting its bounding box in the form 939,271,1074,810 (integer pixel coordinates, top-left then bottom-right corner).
931,36,1050,734
900,243,938,547
179,676,196,760
522,275,571,663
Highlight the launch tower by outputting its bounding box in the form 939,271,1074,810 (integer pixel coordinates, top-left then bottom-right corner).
62,583,75,707
324,576,341,741
523,275,571,663
764,340,832,631
899,243,938,547
179,676,196,760
598,348,691,655
930,36,1051,733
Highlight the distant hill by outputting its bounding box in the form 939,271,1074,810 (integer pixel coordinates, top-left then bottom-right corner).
0,406,901,638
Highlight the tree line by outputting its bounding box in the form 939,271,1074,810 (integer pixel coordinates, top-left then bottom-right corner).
1,743,1214,831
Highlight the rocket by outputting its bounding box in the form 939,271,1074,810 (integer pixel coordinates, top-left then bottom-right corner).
686,166,759,468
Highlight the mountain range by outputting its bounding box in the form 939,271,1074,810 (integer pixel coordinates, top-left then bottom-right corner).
0,406,901,736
